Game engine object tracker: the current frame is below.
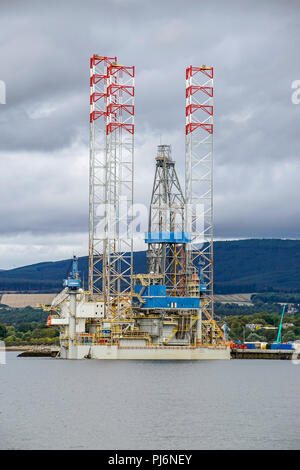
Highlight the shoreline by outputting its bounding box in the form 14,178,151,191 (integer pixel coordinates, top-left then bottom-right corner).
5,345,58,352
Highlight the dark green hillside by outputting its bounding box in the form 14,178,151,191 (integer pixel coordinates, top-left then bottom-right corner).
214,239,300,293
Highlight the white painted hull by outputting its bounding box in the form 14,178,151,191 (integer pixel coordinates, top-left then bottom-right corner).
61,345,231,360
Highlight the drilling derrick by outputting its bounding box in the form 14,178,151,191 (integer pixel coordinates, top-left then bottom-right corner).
133,143,212,346
185,65,214,320
146,145,187,296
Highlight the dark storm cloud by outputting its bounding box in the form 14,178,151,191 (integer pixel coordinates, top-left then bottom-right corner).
0,0,300,266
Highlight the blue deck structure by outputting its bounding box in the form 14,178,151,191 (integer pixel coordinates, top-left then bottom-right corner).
145,231,191,244
133,284,200,309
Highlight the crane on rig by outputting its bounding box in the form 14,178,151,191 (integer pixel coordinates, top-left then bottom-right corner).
275,303,287,344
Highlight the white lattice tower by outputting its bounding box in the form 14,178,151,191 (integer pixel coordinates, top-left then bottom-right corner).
106,64,135,316
89,55,117,295
185,66,214,318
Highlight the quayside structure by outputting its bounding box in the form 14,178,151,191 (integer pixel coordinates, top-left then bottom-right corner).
45,55,230,360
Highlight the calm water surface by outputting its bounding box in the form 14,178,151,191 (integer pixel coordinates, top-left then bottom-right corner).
0,352,299,449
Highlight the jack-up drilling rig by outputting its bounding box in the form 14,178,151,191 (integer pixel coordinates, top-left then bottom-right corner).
45,56,230,360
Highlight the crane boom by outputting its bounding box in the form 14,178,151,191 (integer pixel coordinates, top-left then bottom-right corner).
276,303,286,344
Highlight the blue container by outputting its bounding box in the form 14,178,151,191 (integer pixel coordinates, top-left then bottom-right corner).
142,296,200,309
133,294,200,309
271,343,293,350
244,343,256,350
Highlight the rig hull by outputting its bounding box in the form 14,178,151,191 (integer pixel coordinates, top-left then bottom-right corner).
61,344,231,360
48,291,230,361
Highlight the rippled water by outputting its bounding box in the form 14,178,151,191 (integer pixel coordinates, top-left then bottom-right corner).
0,352,299,449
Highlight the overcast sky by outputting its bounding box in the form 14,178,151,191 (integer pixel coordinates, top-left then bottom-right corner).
0,0,300,268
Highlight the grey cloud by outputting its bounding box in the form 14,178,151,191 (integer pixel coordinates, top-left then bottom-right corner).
0,0,300,267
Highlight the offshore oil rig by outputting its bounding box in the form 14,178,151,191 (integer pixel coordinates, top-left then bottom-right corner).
46,55,230,360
